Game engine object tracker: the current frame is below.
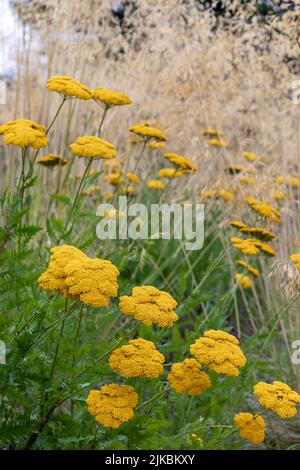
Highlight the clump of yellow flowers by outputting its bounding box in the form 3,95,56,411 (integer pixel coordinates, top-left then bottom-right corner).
92,87,132,106
167,358,211,396
254,381,300,419
164,152,197,172
109,338,165,378
37,154,68,167
129,124,167,142
69,135,117,159
0,119,48,149
234,413,265,445
47,76,92,100
147,179,166,189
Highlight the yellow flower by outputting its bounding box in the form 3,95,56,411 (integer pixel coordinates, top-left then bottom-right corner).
104,172,124,186
219,189,235,202
234,413,265,445
252,240,275,257
167,358,211,396
122,186,136,196
109,338,165,378
47,76,92,100
276,175,300,188
245,198,281,223
199,190,218,201
290,253,300,269
158,168,184,179
64,257,119,308
37,154,68,167
234,273,252,289
253,381,300,419
243,152,259,162
164,153,197,172
0,119,48,149
147,179,166,190
70,136,116,159
126,172,140,184
240,227,275,242
201,128,224,137
190,330,247,377
236,260,260,277
208,138,230,148
92,87,131,106
38,245,88,299
240,176,255,186
103,191,114,200
148,141,166,150
231,237,260,255
86,384,138,429
129,124,166,141
273,190,286,201
119,285,178,327
103,209,125,218
229,221,248,229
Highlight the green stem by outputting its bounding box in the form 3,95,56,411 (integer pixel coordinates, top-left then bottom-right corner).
137,386,172,411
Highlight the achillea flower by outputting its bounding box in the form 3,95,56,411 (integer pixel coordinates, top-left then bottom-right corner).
231,237,260,255
236,260,260,277
276,175,300,188
240,176,255,186
253,381,300,419
234,273,252,289
109,338,165,378
126,172,140,184
37,154,68,167
103,191,114,200
243,152,259,162
129,124,166,141
273,190,286,201
245,198,281,223
167,358,211,396
290,254,300,269
92,88,131,106
122,186,136,196
38,245,88,299
119,285,178,327
234,413,265,445
147,179,166,190
86,384,138,429
199,190,218,201
104,172,124,186
240,227,275,242
0,119,48,149
148,141,166,150
229,221,248,229
225,165,246,175
208,138,230,148
219,189,235,202
252,240,275,257
164,153,197,172
190,330,247,377
70,136,116,159
47,76,92,100
103,209,125,218
64,257,119,308
201,128,224,137
158,168,184,179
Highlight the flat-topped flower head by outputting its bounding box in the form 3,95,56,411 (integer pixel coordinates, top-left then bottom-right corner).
70,136,117,159
254,381,300,419
276,175,300,188
236,260,260,277
86,384,138,429
47,76,92,100
147,179,166,190
231,237,260,255
208,138,230,148
148,141,166,150
38,245,88,299
251,240,275,257
0,119,48,149
190,330,247,377
37,154,68,167
92,88,132,106
240,227,275,242
201,128,224,137
273,189,286,201
64,257,119,308
164,153,197,172
290,253,300,269
109,338,165,378
219,189,235,202
234,273,252,289
234,413,265,445
126,172,140,184
119,285,178,327
243,152,259,162
158,168,184,179
104,172,124,186
229,221,248,230
244,198,281,223
167,358,211,396
240,176,255,186
129,124,166,142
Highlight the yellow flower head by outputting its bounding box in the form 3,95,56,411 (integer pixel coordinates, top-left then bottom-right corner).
290,253,300,269
129,124,166,141
190,330,247,377
219,189,235,202
37,154,68,167
273,190,286,201
119,285,178,327
240,176,255,186
92,88,132,106
64,257,119,308
243,152,259,162
234,413,265,445
199,190,218,201
109,338,165,378
86,384,138,429
70,135,116,159
122,186,136,196
252,240,275,257
231,237,260,255
276,175,300,188
38,245,88,299
253,381,300,419
0,119,48,149
245,198,281,223
236,260,260,277
147,179,166,190
229,221,248,229
201,128,224,137
240,227,275,242
126,172,140,184
167,358,211,396
148,141,166,150
208,138,230,148
158,168,184,179
234,273,252,289
104,172,124,186
47,76,92,100
164,153,197,172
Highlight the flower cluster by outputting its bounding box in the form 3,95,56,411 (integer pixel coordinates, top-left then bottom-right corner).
47,76,92,100
147,179,166,189
92,87,132,106
244,197,281,223
253,381,300,419
234,273,252,289
0,119,48,149
129,124,167,141
167,358,211,396
37,154,68,167
70,135,117,159
234,413,265,445
164,152,197,172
